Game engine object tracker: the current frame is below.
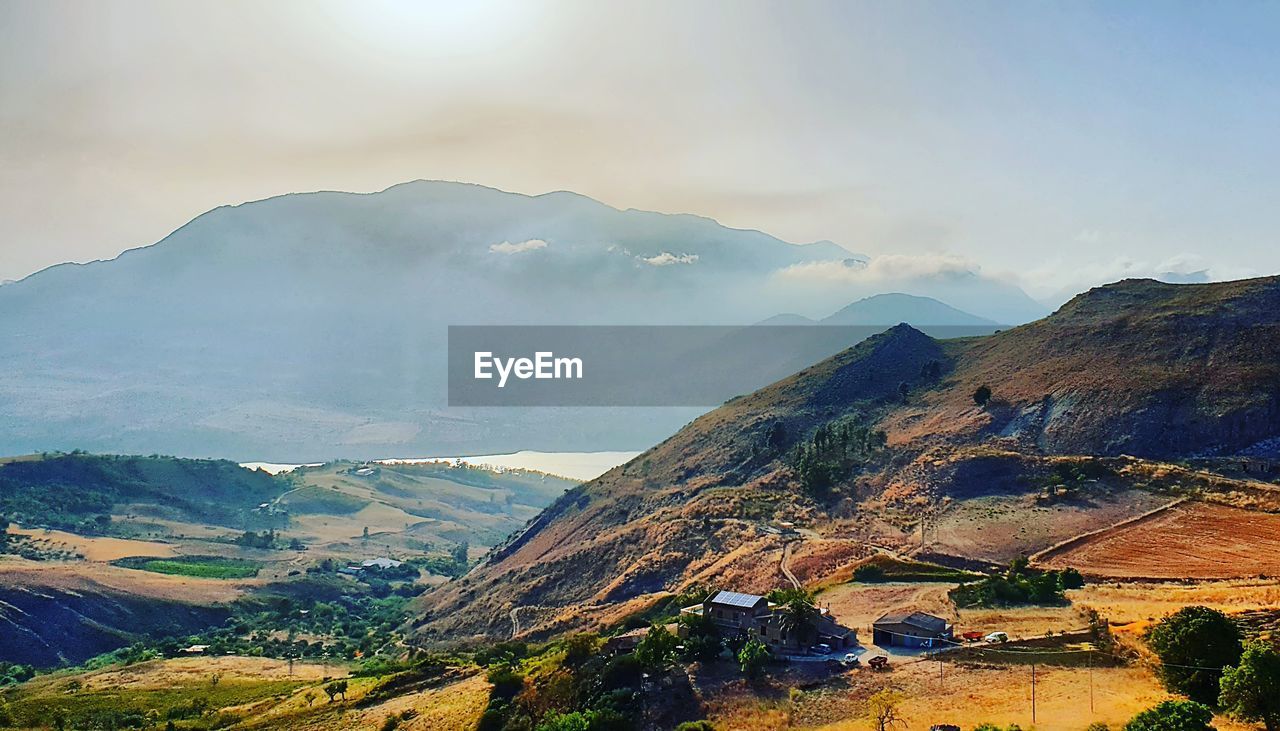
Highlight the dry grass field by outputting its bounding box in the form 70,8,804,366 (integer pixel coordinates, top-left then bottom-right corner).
0,557,251,604
5,653,490,731
818,580,1088,660
702,660,1186,731
927,489,1169,565
1038,502,1280,579
7,523,177,561
1072,578,1280,638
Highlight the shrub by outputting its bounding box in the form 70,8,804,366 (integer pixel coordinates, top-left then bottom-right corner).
1123,700,1215,731
1218,641,1280,730
487,667,525,701
973,385,992,407
738,638,770,679
852,563,886,582
1145,606,1242,704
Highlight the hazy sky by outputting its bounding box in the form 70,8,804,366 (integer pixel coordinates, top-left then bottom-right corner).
2,0,1278,299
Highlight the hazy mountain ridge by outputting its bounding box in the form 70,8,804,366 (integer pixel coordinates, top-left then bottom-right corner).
0,182,1042,460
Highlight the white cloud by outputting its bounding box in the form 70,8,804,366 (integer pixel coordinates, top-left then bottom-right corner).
1013,252,1257,306
638,251,699,266
773,253,978,283
489,238,548,254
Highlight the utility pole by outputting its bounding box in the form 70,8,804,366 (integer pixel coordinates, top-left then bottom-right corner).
1031,663,1037,725
939,658,944,687
1089,654,1095,713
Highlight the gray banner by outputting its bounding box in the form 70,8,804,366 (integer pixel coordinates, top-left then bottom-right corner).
448,325,996,406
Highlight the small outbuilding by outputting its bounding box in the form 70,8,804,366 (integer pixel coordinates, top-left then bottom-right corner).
872,611,954,648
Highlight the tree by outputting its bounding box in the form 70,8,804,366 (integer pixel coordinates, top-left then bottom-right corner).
1219,641,1280,731
973,385,992,407
561,633,598,668
323,679,348,702
635,623,679,669
678,612,722,662
738,638,770,678
1145,606,1243,704
451,541,470,567
676,723,715,731
867,689,907,731
1059,567,1086,590
486,667,525,701
776,591,819,647
1124,700,1216,731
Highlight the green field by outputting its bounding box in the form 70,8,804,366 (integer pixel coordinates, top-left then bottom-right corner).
113,555,262,579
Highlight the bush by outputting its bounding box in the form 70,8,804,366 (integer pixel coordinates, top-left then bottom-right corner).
1123,700,1215,731
537,709,630,731
951,559,1079,608
1218,641,1280,730
973,385,992,407
852,563,887,582
1145,606,1242,704
676,722,715,731
738,638,770,679
487,667,525,701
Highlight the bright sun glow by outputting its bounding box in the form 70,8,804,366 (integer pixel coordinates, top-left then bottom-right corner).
320,0,537,58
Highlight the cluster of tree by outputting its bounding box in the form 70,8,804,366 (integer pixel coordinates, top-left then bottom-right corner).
475,623,736,731
66,579,419,674
1143,605,1280,731
950,557,1084,608
789,418,887,498
234,529,278,549
477,635,628,731
0,662,34,688
0,452,286,533
405,542,471,579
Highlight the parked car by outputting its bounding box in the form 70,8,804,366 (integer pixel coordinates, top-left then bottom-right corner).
814,643,832,655
842,653,861,667
984,632,1009,643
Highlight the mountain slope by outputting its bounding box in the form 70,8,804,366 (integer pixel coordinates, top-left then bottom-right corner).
412,277,1280,642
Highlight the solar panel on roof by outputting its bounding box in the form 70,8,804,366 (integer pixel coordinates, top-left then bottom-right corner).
709,590,764,608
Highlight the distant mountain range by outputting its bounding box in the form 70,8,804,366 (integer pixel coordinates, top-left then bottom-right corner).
759,293,1001,327
0,181,1042,460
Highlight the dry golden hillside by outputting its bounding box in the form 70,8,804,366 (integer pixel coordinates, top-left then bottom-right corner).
413,277,1280,644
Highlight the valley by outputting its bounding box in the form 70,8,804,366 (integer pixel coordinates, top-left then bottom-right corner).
1,278,1279,731
0,453,579,668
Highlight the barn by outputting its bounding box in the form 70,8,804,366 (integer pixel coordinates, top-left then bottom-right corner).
872,611,954,648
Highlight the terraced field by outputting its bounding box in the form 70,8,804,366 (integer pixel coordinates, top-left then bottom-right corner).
1037,501,1280,579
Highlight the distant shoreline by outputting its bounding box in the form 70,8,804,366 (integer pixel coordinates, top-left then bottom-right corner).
240,449,641,482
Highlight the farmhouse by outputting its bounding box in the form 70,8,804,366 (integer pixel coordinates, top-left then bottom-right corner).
681,590,857,654
602,626,650,655
872,611,954,648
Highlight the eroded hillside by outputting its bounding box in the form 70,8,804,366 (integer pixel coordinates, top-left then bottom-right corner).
412,277,1280,644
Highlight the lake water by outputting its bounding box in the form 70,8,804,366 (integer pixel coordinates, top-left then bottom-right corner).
240,449,641,481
